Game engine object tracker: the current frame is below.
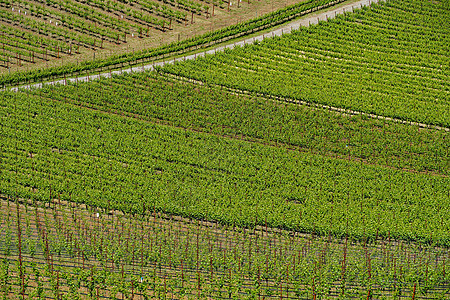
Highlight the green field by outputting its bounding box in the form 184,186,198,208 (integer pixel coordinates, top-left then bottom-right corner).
0,0,449,298
162,0,450,126
32,72,449,175
2,72,450,245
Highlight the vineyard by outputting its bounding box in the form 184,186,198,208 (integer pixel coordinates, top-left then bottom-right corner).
1,82,449,244
162,0,450,127
1,70,450,297
1,0,449,298
1,198,449,299
0,0,347,85
0,0,346,79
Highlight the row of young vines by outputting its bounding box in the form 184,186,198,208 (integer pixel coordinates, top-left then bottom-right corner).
1,198,449,299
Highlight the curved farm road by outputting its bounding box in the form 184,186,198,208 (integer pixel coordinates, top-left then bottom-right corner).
9,0,449,131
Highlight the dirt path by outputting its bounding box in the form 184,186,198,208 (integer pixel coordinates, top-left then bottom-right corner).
9,0,449,131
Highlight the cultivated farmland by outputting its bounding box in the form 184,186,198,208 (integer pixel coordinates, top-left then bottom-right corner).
162,0,450,126
0,0,344,78
0,0,449,298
